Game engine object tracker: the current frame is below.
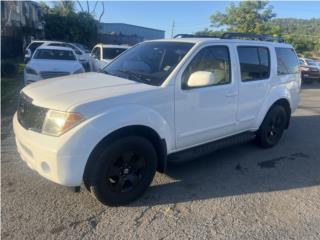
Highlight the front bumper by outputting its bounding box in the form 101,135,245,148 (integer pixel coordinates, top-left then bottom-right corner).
13,113,90,186
301,71,320,80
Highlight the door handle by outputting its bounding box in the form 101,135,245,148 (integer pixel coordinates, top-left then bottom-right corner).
225,92,238,97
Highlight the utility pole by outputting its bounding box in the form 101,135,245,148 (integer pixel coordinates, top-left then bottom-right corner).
171,20,175,38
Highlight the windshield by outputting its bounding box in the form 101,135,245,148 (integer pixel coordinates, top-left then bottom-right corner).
33,49,76,60
74,43,90,53
103,42,194,86
28,42,44,53
306,60,317,66
103,48,128,60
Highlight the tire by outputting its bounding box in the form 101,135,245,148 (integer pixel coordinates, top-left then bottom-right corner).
86,136,157,206
303,78,313,84
256,105,288,148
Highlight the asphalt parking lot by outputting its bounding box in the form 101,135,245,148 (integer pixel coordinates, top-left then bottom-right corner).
1,84,320,240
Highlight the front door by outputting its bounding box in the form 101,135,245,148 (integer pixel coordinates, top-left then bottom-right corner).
175,45,238,149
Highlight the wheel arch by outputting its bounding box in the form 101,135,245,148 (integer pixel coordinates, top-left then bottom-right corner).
257,97,291,129
272,98,291,129
83,125,167,188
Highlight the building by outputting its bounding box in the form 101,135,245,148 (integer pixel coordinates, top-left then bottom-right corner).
98,23,165,45
1,1,44,58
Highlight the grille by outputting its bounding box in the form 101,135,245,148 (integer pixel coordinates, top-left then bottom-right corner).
40,71,69,79
17,92,48,132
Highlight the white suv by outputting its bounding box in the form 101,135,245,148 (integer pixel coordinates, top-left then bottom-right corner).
13,34,301,206
90,44,130,71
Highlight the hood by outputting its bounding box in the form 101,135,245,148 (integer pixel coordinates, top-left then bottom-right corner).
27,59,82,73
22,72,157,111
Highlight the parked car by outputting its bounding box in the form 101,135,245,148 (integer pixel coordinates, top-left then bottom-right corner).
24,40,58,63
299,58,320,83
45,42,91,71
24,46,85,85
91,44,129,71
14,35,300,206
24,40,91,71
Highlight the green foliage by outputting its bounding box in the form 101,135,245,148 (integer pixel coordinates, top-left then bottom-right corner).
210,1,276,34
272,18,320,55
201,1,320,56
52,1,75,16
40,1,98,47
195,28,223,37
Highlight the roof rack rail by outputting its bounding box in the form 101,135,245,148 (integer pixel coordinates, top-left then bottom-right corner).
221,32,284,43
174,32,284,43
173,34,218,39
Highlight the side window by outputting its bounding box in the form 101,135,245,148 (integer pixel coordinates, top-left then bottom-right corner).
275,48,299,75
237,46,270,81
182,46,231,89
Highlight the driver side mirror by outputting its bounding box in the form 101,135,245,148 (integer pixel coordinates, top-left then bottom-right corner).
187,71,216,88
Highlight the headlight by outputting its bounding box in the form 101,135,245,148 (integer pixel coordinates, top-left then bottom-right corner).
25,67,37,75
300,67,309,71
42,110,84,136
74,68,84,74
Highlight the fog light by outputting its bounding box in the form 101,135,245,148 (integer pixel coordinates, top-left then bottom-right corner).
41,161,50,173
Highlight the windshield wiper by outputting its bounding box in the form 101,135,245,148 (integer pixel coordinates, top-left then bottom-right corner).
117,70,151,83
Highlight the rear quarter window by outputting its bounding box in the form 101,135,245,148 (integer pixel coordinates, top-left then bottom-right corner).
275,48,299,75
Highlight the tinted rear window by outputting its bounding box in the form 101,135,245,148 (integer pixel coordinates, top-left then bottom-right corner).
275,48,299,75
33,49,76,60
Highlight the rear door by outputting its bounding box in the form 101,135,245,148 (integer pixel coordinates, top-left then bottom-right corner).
236,45,272,131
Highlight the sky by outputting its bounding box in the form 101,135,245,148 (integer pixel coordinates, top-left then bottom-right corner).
44,1,320,37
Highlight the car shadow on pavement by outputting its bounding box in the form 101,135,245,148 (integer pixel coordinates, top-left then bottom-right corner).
131,115,320,207
301,82,320,89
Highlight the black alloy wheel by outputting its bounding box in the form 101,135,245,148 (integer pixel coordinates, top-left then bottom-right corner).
256,105,288,148
86,136,157,206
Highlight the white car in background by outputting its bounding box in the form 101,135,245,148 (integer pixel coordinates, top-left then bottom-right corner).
24,40,59,62
91,44,129,71
24,40,91,71
46,42,91,71
24,46,85,85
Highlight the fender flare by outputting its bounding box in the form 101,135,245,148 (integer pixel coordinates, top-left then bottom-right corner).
255,87,292,129
86,104,175,152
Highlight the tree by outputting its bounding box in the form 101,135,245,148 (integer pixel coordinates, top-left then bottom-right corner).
52,1,75,16
76,1,105,22
194,28,223,37
210,1,276,34
40,1,98,47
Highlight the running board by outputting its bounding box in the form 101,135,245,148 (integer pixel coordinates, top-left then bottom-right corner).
168,132,256,163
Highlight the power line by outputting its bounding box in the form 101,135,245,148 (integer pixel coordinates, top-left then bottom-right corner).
171,20,175,38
